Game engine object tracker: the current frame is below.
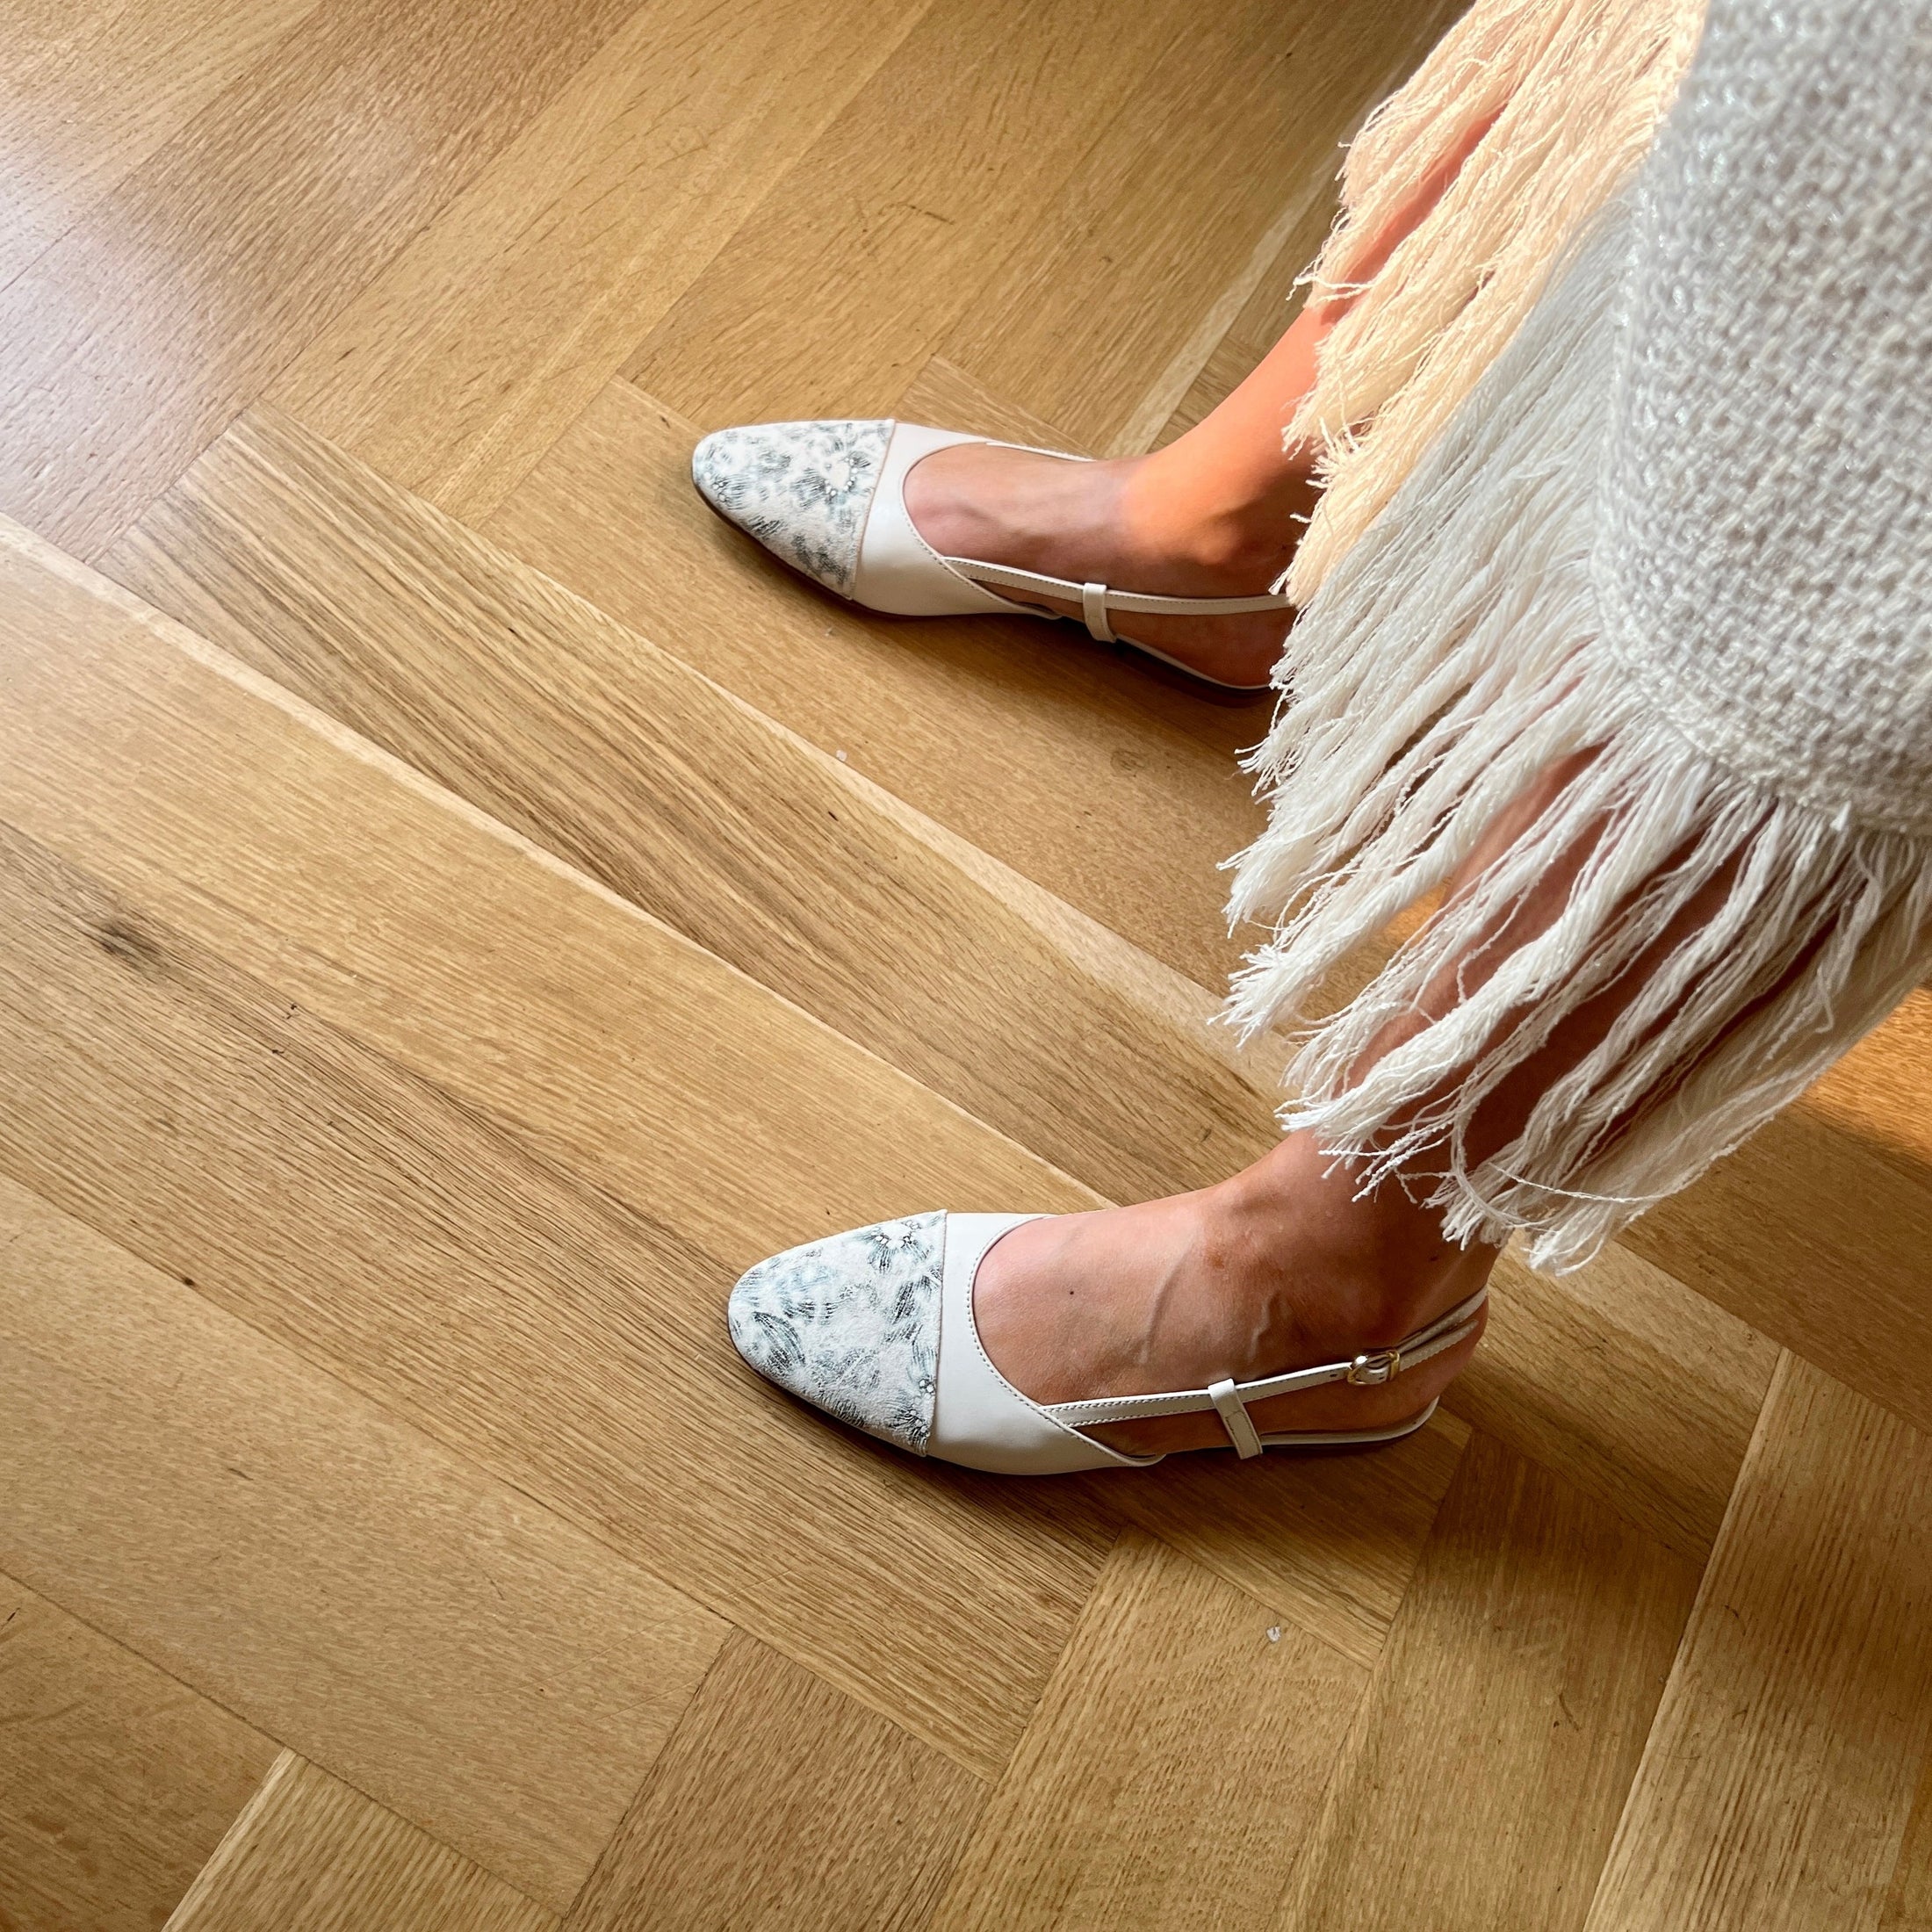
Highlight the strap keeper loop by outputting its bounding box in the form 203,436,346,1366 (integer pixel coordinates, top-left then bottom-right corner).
1345,1348,1402,1387
1081,580,1116,643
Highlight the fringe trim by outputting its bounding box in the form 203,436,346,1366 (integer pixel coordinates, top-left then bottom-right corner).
1228,201,1932,1272
1284,0,1706,604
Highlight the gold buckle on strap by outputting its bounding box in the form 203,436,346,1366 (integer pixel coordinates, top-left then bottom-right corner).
1345,1347,1401,1387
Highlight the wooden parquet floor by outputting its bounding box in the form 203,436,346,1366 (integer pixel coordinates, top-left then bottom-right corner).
2,4,1929,1928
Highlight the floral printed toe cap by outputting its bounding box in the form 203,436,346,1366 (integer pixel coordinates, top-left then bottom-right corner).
691,418,893,597
727,1210,944,1454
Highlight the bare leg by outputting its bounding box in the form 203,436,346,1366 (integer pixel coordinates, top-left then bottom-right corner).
974,751,1734,1456
902,113,1494,686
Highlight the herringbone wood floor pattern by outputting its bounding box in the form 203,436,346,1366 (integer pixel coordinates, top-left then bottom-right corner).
1,3,1928,1928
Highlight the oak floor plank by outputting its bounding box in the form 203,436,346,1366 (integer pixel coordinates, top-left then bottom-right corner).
0,515,1108,1781
0,0,639,559
491,376,1265,992
0,1169,724,1912
1462,1240,1779,1565
0,0,318,296
0,1571,276,1932
1806,985,1932,1171
622,0,1240,431
564,1633,984,1932
1277,1434,1699,1932
270,0,929,525
1153,193,1327,447
1585,1356,1932,1932
929,1532,1364,1932
165,1753,555,1932
897,357,1097,453
1624,1084,1932,1450
105,404,1271,1210
0,511,1094,1275
1883,1749,1932,1932
935,0,1457,456
1097,1409,1468,1670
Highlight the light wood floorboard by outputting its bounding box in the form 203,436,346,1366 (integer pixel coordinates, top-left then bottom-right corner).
564,1632,985,1932
624,0,1249,429
0,1571,275,1932
1278,1433,1699,1932
1625,1079,1932,1444
935,0,1459,454
0,1167,721,1910
0,0,318,296
0,515,1109,1781
929,1532,1366,1932
491,375,1268,991
898,357,1100,454
1464,1241,1779,1565
269,0,929,525
0,0,639,558
165,1753,556,1932
105,404,1272,1211
1096,1409,1469,1671
1585,1355,1932,1932
1883,1749,1932,1932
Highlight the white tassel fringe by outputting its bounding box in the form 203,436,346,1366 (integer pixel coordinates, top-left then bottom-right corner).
1227,201,1932,1272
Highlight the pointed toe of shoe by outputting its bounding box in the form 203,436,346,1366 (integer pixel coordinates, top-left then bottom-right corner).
690,418,893,597
727,1210,944,1453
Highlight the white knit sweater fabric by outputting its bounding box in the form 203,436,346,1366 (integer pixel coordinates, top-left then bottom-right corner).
1228,0,1932,1269
1600,0,1932,836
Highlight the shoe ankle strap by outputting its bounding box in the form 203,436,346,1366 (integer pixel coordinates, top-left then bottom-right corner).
1043,1285,1489,1455
947,557,1292,642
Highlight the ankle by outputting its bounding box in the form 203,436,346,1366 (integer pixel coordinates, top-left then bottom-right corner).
1119,446,1311,586
1212,1135,1497,1346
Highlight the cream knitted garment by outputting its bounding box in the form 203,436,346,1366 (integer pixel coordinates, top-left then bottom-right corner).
1286,0,1708,602
1228,0,1932,1270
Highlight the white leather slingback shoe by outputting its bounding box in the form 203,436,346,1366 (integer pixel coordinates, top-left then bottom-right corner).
689,420,1292,695
726,1211,1485,1474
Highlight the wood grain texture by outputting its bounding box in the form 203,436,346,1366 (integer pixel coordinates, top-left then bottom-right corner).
1625,1087,1932,1443
1586,1356,1932,1932
270,0,927,523
0,1571,275,1932
0,0,317,295
1806,986,1932,1170
565,1633,984,1932
1280,1434,1699,1932
0,1169,724,1911
936,0,1459,454
929,1532,1363,1932
0,516,1109,1781
490,378,1264,991
1455,1240,1779,1564
897,357,1097,453
105,405,1272,1209
1883,1748,1932,1932
165,1753,555,1932
623,0,1228,429
1098,1409,1468,1669
0,0,638,558
1153,194,1330,447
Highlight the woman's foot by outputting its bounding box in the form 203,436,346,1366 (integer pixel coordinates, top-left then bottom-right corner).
970,1133,1492,1459
902,440,1317,688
